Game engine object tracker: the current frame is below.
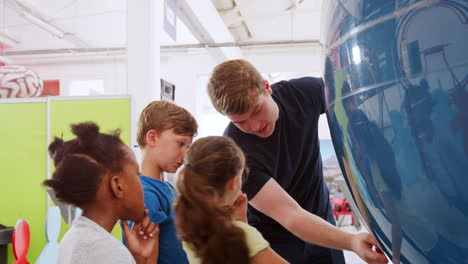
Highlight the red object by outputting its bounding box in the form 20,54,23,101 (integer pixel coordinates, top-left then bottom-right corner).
12,219,30,264
330,197,353,218
40,80,60,97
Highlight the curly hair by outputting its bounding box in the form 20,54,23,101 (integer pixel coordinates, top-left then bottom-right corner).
43,122,127,207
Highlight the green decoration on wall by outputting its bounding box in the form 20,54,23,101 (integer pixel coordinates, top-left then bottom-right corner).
0,97,131,263
0,102,47,263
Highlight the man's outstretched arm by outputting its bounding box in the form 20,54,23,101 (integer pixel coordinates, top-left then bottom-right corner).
250,178,388,264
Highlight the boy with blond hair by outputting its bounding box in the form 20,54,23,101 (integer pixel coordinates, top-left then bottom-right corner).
125,100,197,264
207,59,388,264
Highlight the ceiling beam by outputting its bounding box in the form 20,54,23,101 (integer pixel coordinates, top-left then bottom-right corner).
161,39,321,49
3,39,321,55
177,0,242,61
286,0,305,11
12,0,89,48
0,32,20,47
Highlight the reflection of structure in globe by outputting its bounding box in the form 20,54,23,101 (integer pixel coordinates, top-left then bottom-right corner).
0,65,43,98
322,1,468,263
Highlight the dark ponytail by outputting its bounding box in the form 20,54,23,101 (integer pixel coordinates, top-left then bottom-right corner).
175,136,250,264
43,122,126,207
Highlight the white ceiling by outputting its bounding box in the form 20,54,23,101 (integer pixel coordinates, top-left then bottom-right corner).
0,0,127,50
213,0,322,42
0,0,322,54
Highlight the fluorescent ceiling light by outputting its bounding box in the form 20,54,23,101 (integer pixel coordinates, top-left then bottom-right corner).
22,11,65,38
0,32,19,47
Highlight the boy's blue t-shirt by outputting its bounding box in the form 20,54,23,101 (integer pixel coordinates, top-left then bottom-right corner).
123,175,188,264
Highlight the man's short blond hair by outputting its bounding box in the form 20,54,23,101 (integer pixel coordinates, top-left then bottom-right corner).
208,59,267,115
137,101,198,147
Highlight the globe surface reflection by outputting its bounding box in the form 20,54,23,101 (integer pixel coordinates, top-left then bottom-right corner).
322,1,468,263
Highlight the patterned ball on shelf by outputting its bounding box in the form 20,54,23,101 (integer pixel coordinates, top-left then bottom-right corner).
0,65,43,98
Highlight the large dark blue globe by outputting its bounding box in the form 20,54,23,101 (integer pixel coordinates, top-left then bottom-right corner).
322,1,468,263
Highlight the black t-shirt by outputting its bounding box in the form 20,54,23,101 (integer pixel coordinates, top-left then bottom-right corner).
224,77,332,244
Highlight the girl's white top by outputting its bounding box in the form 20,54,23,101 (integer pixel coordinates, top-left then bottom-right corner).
57,216,135,264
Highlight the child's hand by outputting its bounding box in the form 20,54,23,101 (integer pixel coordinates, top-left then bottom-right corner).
121,210,159,259
232,193,248,223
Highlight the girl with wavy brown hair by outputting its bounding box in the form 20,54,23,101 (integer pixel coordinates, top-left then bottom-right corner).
175,136,288,264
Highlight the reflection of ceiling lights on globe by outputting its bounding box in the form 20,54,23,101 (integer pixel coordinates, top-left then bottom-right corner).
323,0,468,263
352,46,361,64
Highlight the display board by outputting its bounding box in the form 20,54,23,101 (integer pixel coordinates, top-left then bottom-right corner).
0,96,131,263
0,100,47,263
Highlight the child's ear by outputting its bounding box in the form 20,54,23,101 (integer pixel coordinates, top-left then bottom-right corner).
110,175,124,198
226,176,236,191
145,129,159,146
264,80,272,95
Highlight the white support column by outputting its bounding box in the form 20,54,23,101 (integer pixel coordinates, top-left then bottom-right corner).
127,0,163,160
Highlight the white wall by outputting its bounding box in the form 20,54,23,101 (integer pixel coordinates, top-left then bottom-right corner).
9,55,127,96
160,52,217,115
8,44,331,139
244,46,323,76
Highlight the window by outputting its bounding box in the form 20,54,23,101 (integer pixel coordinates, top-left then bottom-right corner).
69,80,104,96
